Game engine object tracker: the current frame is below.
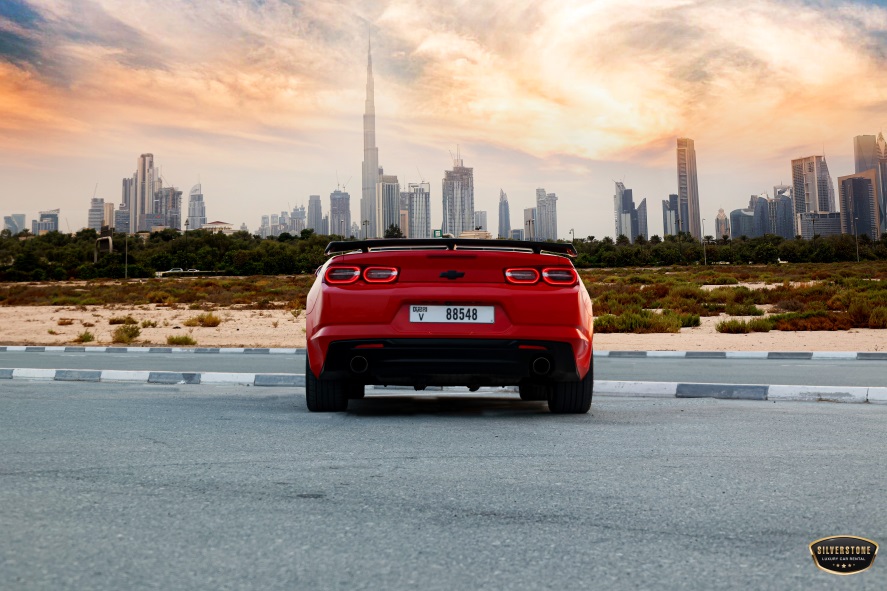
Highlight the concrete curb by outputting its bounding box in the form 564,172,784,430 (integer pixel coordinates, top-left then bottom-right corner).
0,346,303,354
594,350,887,361
1,369,885,404
2,347,885,361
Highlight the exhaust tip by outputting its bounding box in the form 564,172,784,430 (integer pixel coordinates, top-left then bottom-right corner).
532,357,551,375
350,356,369,374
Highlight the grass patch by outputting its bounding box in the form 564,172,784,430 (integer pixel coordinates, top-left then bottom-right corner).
73,330,94,343
141,319,158,328
111,324,141,344
167,334,197,346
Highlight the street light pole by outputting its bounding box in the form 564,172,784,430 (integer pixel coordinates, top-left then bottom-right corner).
569,228,575,243
124,233,128,279
363,219,369,239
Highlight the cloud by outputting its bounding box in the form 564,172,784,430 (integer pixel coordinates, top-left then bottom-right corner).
3,0,887,169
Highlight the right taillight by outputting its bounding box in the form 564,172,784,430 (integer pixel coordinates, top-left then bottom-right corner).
324,266,361,284
363,266,399,283
505,268,540,284
542,267,578,286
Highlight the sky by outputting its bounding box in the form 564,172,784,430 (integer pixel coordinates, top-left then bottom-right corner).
3,0,887,239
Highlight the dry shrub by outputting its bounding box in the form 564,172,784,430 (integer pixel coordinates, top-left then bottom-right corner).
112,324,141,343
57,318,74,326
167,335,197,346
141,320,158,328
775,299,804,312
641,283,671,299
593,311,681,333
109,315,137,325
81,321,95,327
869,307,887,329
73,330,95,343
772,313,852,331
848,299,872,327
183,312,221,328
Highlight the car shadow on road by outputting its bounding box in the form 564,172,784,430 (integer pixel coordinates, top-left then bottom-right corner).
338,395,560,417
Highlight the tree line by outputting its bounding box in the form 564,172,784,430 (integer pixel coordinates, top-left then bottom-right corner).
1,227,886,282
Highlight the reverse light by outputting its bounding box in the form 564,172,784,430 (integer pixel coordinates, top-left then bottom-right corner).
363,266,399,283
542,267,578,285
504,268,540,284
325,266,361,284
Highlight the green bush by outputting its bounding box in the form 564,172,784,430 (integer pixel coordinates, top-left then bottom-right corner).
593,310,681,333
73,330,95,343
676,313,701,327
746,318,773,332
167,335,197,346
716,319,749,334
111,324,141,344
725,303,764,316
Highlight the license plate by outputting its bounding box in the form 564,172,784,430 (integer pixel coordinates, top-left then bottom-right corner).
409,305,495,323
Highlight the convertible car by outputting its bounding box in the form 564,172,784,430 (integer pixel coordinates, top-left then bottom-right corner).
304,238,594,413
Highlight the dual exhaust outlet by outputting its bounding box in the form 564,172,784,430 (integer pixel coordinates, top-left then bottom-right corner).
347,355,551,376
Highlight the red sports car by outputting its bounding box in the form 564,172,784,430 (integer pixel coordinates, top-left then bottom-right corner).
304,238,594,413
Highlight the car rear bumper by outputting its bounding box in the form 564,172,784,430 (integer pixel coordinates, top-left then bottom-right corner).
317,338,583,388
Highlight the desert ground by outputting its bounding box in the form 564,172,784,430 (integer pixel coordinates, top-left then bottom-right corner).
1,305,884,351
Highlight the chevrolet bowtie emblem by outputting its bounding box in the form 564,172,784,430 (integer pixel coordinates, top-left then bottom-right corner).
440,270,465,280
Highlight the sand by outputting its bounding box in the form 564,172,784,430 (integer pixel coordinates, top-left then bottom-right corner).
0,305,884,351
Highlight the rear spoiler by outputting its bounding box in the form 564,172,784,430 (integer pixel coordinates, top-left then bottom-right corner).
325,238,577,257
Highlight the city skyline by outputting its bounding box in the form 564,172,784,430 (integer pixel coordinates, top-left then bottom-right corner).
3,1,887,239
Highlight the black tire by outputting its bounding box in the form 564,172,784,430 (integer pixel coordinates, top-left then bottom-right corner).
305,354,349,412
518,381,549,401
547,363,593,414
347,382,365,400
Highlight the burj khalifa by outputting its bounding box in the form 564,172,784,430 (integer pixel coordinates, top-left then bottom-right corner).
361,37,379,239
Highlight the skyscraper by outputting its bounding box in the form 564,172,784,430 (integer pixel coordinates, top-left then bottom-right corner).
614,182,641,242
752,194,770,238
474,211,488,231
715,208,729,239
441,151,474,237
361,37,380,239
853,133,887,235
791,155,835,234
498,189,511,238
661,194,679,236
31,209,59,235
307,195,323,232
132,153,155,232
376,176,400,236
838,170,881,239
523,208,536,240
187,184,206,230
3,214,25,234
103,202,115,228
407,182,431,239
329,189,351,237
676,138,701,240
636,198,648,241
771,186,795,239
535,189,558,241
88,197,105,232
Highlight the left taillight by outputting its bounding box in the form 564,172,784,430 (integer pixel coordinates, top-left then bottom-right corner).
324,266,361,284
363,266,399,283
542,267,578,286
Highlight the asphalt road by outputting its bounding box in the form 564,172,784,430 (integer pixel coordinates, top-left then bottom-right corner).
2,382,885,590
1,350,886,387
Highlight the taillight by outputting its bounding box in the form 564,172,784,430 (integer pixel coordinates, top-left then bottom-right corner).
504,268,540,284
363,266,398,283
324,266,360,284
542,267,578,285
